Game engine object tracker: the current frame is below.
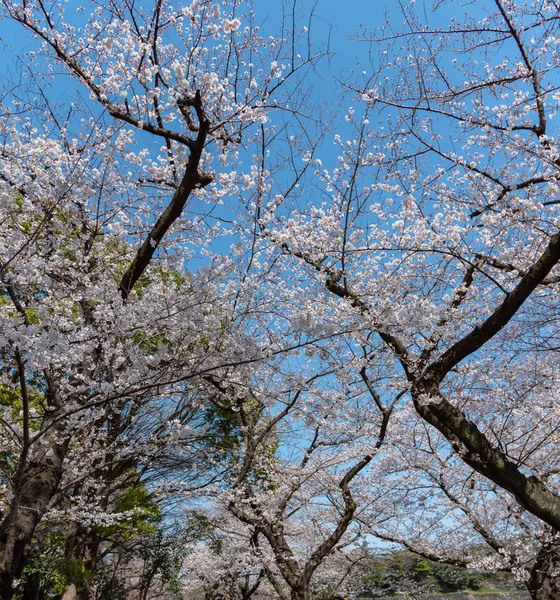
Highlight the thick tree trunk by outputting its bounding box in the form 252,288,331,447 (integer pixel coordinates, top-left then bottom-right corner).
526,543,560,600
0,417,68,599
412,384,560,532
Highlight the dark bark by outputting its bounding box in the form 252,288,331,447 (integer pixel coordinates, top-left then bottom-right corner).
119,90,212,300
290,588,314,600
527,542,560,600
317,225,560,533
315,226,560,599
424,229,560,383
232,462,359,600
0,416,68,600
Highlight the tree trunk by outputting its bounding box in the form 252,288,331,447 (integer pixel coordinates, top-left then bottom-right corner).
62,519,99,600
526,542,560,600
61,584,77,600
20,572,41,600
0,417,69,599
75,533,99,600
290,587,313,600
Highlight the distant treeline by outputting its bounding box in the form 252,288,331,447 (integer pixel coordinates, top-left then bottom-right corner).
355,551,520,599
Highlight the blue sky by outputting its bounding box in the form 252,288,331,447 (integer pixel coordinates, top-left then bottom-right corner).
0,0,391,79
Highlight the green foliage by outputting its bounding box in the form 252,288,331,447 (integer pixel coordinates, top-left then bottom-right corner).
131,329,170,354
433,563,483,593
99,484,162,540
184,511,225,554
413,558,434,581
359,551,485,598
361,552,410,597
202,403,245,458
23,532,90,599
0,382,21,414
0,375,46,492
388,553,405,577
138,529,185,596
0,381,45,425
363,563,390,589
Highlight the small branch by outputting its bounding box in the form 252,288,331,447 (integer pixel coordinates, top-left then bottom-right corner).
418,261,477,368
15,350,30,450
119,91,213,299
476,253,560,285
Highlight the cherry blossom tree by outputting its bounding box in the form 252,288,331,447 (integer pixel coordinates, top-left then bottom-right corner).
0,0,324,596
201,364,402,600
179,509,268,600
0,124,241,598
252,0,560,597
2,0,560,599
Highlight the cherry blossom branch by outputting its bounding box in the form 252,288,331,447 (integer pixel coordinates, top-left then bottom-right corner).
366,529,470,569
425,468,504,555
493,0,547,136
476,253,560,286
6,2,196,148
424,229,560,383
119,90,213,299
418,261,477,368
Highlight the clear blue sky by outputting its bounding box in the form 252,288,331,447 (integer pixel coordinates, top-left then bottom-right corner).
0,0,390,79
